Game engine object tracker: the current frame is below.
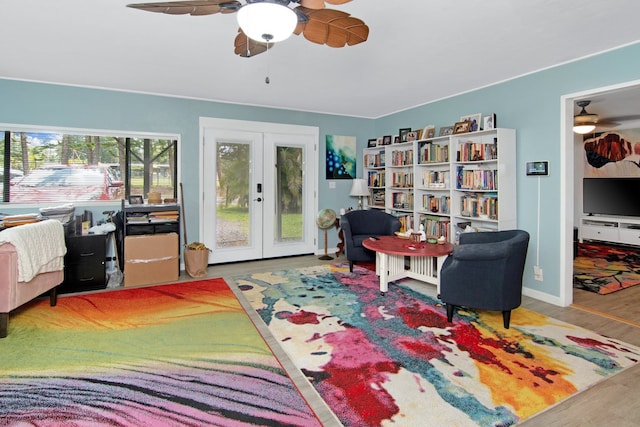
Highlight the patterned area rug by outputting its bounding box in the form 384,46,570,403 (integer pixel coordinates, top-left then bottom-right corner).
574,242,640,294
233,263,640,427
0,279,321,426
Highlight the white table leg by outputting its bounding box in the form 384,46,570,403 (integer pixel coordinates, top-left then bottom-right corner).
378,252,389,293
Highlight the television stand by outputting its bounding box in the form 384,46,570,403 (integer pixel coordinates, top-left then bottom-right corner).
580,215,640,247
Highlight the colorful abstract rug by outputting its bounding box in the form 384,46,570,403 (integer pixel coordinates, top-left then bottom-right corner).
574,241,640,294
233,263,640,427
0,279,321,426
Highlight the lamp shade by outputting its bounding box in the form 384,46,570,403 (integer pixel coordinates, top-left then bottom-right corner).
349,179,369,197
573,124,596,134
237,2,298,43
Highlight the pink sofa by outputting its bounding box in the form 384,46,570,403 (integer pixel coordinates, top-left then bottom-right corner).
0,220,66,338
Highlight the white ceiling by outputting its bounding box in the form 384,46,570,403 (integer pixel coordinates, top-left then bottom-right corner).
1,0,640,118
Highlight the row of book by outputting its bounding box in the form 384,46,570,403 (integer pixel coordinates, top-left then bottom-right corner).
422,194,450,214
367,170,385,187
456,167,497,190
392,192,414,210
391,172,414,188
365,151,386,168
395,214,413,233
370,189,385,206
456,139,497,162
420,215,450,239
418,142,449,163
420,169,450,188
459,194,498,219
391,149,414,166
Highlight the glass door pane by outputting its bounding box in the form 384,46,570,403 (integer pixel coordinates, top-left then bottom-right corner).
275,146,303,243
216,141,250,248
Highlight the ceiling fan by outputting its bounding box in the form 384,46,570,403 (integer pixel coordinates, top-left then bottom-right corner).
573,99,640,135
126,0,369,58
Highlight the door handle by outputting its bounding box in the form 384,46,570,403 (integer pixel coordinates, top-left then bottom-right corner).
254,197,262,202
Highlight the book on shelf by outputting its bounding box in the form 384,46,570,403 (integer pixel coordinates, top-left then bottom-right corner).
391,148,414,166
367,170,386,187
364,150,386,168
456,166,497,190
456,139,498,162
459,193,498,219
421,169,450,188
148,210,179,222
418,142,449,163
371,189,386,206
422,194,450,214
420,214,450,239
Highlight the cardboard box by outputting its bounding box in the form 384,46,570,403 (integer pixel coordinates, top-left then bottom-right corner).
124,233,179,287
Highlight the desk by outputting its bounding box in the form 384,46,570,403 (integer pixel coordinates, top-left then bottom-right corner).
363,235,454,295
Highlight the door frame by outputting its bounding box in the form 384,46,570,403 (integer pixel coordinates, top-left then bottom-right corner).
559,78,640,307
198,117,319,261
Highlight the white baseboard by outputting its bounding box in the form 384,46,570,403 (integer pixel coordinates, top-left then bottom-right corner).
522,287,566,307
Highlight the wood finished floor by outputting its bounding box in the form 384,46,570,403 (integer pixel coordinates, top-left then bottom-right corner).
197,254,640,427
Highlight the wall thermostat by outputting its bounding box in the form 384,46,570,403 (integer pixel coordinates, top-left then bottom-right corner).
526,161,549,176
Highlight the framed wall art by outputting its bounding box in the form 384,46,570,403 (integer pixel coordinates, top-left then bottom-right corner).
453,121,471,134
483,113,496,130
439,126,454,136
460,113,481,132
399,128,411,142
325,134,356,179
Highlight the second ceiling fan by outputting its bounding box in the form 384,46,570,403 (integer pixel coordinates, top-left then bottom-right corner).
127,0,369,57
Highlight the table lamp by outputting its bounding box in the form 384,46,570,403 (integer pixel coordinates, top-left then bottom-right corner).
349,178,369,210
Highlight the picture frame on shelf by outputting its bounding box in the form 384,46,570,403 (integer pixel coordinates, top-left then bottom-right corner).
460,113,482,132
423,125,436,139
399,128,411,142
439,126,454,136
453,121,471,134
394,135,400,144
367,138,378,148
382,135,392,145
483,113,496,130
376,137,383,146
129,195,144,205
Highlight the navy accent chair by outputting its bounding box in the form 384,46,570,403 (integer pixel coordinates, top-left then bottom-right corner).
340,210,402,272
439,230,530,329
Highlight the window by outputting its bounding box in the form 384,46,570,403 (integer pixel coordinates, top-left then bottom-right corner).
1,127,178,204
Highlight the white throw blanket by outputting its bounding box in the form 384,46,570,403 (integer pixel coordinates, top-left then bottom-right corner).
0,219,67,282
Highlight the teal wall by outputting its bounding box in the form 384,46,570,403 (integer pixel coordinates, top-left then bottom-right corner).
374,42,640,298
2,42,640,300
0,79,374,253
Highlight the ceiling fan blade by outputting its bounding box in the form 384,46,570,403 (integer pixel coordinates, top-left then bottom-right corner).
234,30,270,58
300,0,353,7
324,0,354,5
294,7,369,47
127,1,241,16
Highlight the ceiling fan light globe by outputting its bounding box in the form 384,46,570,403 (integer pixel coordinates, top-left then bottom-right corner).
573,124,596,134
237,3,297,43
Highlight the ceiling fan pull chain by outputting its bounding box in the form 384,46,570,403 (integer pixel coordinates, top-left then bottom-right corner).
265,39,271,84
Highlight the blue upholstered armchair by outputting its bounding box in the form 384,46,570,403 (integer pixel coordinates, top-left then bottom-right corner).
340,210,402,272
439,230,530,328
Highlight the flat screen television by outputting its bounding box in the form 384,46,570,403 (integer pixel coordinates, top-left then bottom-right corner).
583,177,640,217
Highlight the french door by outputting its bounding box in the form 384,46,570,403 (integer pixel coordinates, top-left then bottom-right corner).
201,118,318,264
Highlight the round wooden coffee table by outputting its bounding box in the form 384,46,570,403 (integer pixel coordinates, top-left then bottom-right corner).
362,235,454,294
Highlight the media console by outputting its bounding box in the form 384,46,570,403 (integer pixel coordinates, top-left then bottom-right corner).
579,215,640,247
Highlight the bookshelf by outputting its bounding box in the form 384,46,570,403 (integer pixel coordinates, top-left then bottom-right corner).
363,128,516,241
